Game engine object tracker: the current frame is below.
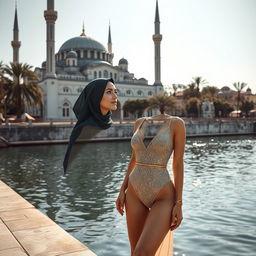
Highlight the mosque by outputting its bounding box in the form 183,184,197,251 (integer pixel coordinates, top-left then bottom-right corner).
11,0,165,121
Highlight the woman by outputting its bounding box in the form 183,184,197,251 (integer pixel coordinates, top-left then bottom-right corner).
63,78,117,174
116,113,186,256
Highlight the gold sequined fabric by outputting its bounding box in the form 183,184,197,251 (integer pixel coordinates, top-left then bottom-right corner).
129,117,174,208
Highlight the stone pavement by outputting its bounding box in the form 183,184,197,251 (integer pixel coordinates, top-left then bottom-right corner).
0,180,96,256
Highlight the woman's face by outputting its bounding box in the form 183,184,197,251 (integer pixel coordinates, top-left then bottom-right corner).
100,82,118,115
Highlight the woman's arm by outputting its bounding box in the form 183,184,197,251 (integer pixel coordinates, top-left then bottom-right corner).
170,117,186,230
172,117,186,202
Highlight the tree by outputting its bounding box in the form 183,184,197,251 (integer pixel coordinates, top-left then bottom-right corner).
3,62,43,119
191,76,207,93
183,83,200,99
240,100,254,117
213,98,234,117
123,99,149,117
185,97,199,117
233,82,247,116
148,93,176,114
201,86,219,99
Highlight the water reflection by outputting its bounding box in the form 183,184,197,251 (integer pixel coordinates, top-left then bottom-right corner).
0,136,255,256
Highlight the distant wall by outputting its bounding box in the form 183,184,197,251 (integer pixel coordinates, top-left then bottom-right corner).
0,119,255,145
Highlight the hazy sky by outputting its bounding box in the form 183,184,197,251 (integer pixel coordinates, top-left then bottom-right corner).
1,0,256,93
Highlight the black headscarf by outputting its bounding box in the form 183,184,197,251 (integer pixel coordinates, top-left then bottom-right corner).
63,78,114,174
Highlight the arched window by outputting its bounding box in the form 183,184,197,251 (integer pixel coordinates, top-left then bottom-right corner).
126,90,131,95
77,87,83,93
63,87,69,93
62,102,70,117
94,71,97,79
114,73,117,80
72,60,75,66
110,72,113,78
97,51,100,59
104,70,108,78
99,71,102,77
137,90,143,96
148,91,153,96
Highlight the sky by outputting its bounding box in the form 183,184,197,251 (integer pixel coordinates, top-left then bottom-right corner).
0,0,256,93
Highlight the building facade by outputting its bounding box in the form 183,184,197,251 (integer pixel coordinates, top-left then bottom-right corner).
34,0,164,121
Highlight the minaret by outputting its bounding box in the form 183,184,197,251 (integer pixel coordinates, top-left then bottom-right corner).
44,0,57,78
108,22,114,64
152,0,162,86
11,4,21,63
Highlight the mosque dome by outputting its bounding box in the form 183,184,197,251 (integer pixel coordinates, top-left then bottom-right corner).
221,86,230,91
66,50,78,58
246,87,252,94
119,58,128,65
59,36,106,52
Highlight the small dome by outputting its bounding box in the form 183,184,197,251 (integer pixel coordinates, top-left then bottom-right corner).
119,58,128,65
246,87,252,93
221,86,230,91
42,61,46,67
139,77,146,81
66,50,78,58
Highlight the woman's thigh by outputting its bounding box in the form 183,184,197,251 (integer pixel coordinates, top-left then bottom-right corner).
125,182,149,252
133,183,175,255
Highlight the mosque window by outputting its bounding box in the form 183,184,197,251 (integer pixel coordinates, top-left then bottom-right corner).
104,70,108,78
77,87,83,93
97,52,100,59
99,71,102,77
137,90,143,96
91,50,94,59
102,52,105,60
63,87,70,93
94,71,97,79
72,60,75,66
76,51,80,58
114,73,117,80
62,102,70,117
110,72,113,78
126,90,131,95
148,91,153,96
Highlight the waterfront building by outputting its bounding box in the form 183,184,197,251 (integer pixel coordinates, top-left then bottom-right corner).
32,0,165,121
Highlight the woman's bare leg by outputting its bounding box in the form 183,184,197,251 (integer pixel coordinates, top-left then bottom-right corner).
133,183,175,256
125,182,149,255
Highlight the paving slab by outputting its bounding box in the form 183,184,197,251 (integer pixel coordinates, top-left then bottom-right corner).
0,180,97,256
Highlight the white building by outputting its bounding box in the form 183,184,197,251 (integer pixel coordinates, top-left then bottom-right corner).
13,0,165,121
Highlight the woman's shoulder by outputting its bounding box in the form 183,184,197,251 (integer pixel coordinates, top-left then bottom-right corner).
170,116,185,131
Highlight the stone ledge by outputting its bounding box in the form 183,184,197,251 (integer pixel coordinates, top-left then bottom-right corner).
0,180,97,256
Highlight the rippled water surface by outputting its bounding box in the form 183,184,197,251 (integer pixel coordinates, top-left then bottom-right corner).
0,135,255,256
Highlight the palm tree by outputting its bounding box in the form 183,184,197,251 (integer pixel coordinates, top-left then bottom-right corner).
3,62,43,119
233,82,247,117
148,93,175,114
191,76,207,94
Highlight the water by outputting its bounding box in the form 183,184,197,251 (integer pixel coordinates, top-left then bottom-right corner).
0,135,255,256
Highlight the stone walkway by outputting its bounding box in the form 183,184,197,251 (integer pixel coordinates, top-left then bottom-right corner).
0,180,96,256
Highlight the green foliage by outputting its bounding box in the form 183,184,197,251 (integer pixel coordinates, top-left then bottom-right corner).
123,99,149,117
148,93,176,114
185,97,199,117
233,81,247,112
201,86,219,99
240,100,254,117
213,98,234,117
183,83,200,99
2,62,43,118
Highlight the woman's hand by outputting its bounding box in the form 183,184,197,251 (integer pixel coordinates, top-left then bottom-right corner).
170,204,183,231
116,190,126,216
